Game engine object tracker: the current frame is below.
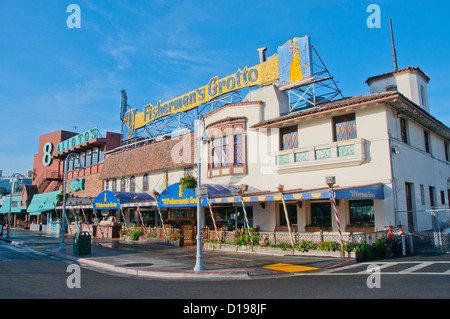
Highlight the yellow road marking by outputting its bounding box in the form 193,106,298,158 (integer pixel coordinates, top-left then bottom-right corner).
262,263,319,273
32,246,45,249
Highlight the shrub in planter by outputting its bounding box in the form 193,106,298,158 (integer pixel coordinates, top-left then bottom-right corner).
317,241,340,251
234,227,260,246
372,238,388,256
297,240,316,252
259,235,269,246
130,228,144,241
169,230,182,241
349,243,373,261
269,242,293,250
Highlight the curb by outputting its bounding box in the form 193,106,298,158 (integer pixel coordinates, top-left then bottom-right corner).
1,236,281,280
39,246,281,280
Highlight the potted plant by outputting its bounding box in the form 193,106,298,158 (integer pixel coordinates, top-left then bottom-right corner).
179,175,197,192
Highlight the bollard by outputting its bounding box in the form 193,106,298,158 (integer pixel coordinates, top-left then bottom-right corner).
401,234,406,256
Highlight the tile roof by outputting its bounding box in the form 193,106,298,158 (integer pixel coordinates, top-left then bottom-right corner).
99,132,196,180
365,66,430,84
251,91,399,129
250,91,450,140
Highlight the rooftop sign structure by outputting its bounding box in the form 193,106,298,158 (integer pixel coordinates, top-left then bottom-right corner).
122,36,340,141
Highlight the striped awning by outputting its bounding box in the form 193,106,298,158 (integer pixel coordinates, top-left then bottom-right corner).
207,183,384,204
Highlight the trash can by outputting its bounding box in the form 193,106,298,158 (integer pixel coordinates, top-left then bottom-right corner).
73,232,91,255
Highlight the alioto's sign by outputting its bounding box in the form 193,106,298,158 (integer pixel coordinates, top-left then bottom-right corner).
123,36,313,140
56,127,98,154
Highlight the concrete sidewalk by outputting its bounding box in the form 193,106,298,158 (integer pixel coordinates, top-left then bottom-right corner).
1,229,354,280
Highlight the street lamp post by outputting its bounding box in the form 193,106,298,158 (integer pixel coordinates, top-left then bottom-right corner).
194,114,210,272
326,176,344,252
59,153,83,252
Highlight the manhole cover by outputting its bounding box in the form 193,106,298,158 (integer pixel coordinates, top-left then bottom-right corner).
122,263,153,268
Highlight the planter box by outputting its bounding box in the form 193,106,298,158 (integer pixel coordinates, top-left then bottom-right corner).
305,226,332,232
204,242,354,258
121,236,181,247
29,224,41,232
345,226,376,233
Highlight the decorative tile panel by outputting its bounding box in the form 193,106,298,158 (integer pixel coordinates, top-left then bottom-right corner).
295,151,309,162
276,154,290,165
337,144,355,157
315,148,331,160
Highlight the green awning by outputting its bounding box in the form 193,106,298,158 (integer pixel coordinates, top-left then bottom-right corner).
0,196,24,213
27,191,61,215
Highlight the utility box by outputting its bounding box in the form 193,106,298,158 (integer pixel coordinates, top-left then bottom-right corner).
73,232,91,255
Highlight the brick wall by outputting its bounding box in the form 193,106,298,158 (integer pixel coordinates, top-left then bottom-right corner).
100,132,196,180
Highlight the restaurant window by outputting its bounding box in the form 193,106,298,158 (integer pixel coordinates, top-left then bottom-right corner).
444,141,449,162
112,179,117,192
130,176,136,192
208,119,246,177
424,130,431,154
85,150,92,167
92,148,99,165
280,125,298,150
349,200,374,227
68,157,74,171
80,152,86,168
310,202,332,227
279,203,297,227
333,113,356,142
400,117,408,144
99,146,105,163
440,191,446,205
420,184,425,205
212,136,229,168
120,178,126,192
236,206,253,229
142,174,149,192
104,180,109,191
429,186,436,208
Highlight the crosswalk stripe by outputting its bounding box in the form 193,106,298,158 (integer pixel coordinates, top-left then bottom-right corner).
398,262,433,273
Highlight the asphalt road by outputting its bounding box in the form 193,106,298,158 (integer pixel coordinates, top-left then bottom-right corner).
0,239,449,302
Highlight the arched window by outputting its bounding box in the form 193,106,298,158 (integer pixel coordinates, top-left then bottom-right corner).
207,118,247,177
120,178,126,192
112,179,117,192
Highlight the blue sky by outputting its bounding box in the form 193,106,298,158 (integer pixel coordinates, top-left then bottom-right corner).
1,0,449,176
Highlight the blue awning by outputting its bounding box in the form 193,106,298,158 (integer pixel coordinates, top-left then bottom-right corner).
92,191,155,210
0,196,25,213
27,191,61,215
207,183,384,204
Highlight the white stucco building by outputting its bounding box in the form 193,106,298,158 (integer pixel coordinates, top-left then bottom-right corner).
95,65,449,237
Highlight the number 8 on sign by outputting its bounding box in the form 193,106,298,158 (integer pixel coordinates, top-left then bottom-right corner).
43,142,53,166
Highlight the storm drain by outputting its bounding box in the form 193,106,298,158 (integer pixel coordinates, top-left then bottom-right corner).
121,263,153,268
